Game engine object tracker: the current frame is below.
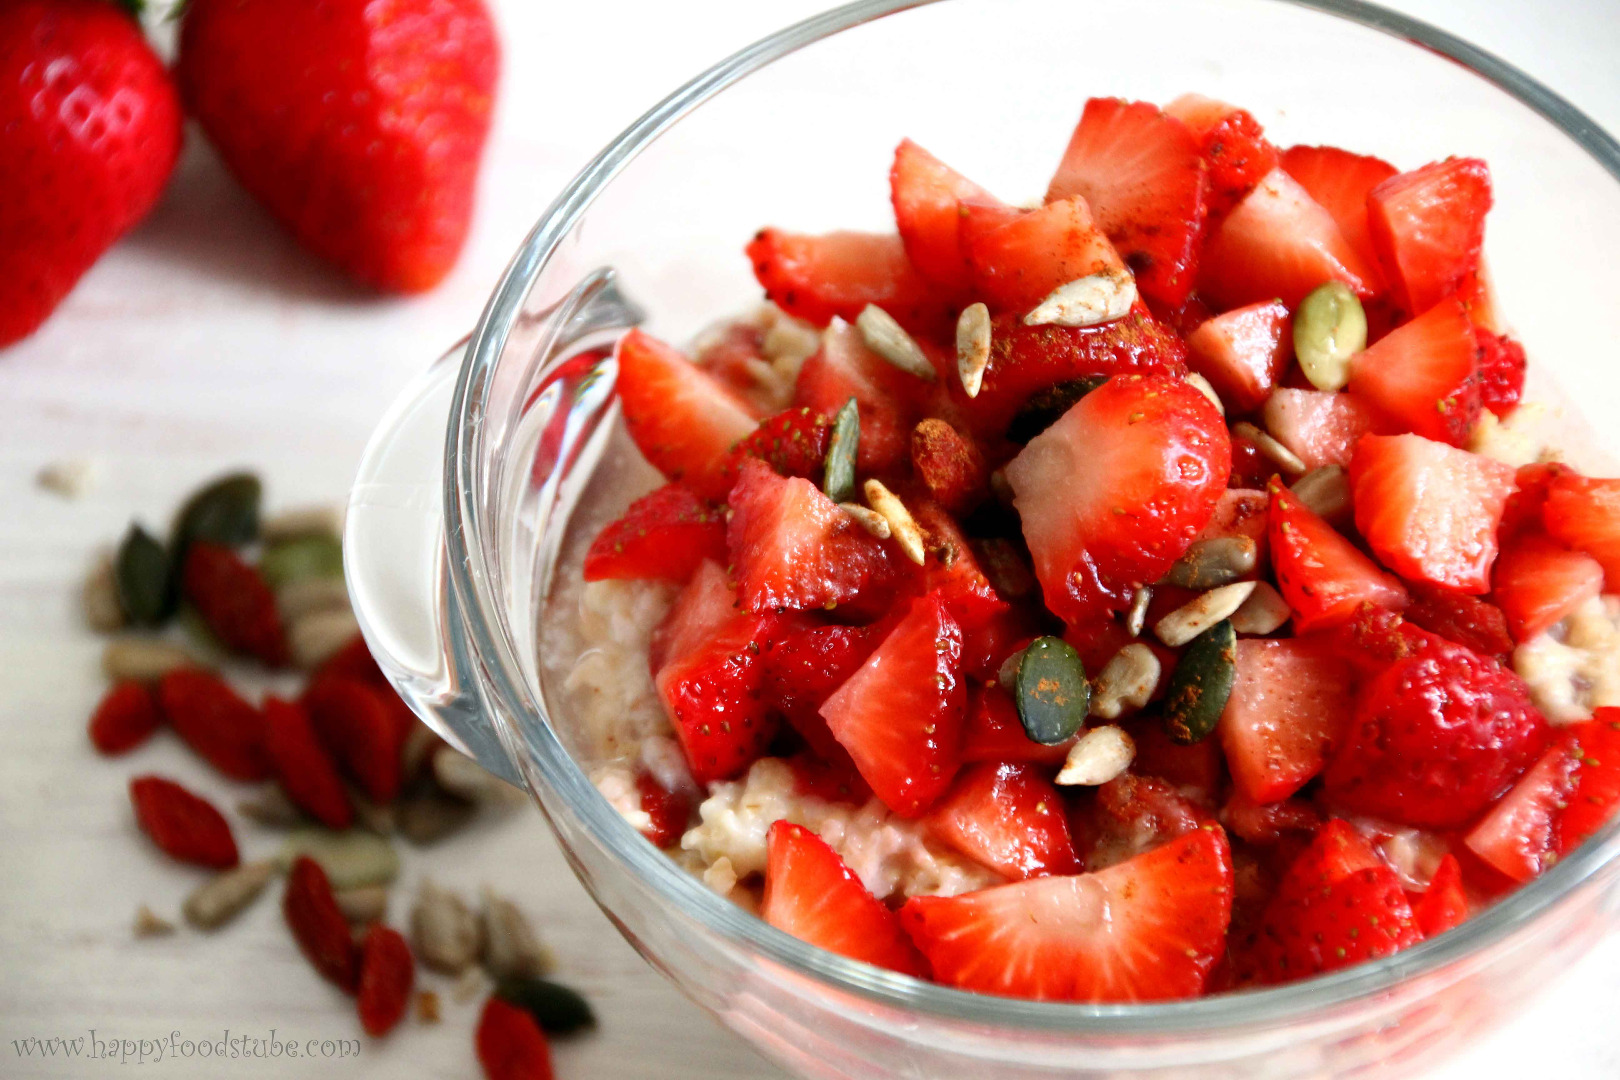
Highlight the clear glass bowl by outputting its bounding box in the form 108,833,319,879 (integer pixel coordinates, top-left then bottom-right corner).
344,1,1620,1076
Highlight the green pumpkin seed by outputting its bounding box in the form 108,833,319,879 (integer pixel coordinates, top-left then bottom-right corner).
260,534,344,589
823,397,860,503
173,472,262,551
1006,376,1108,444
1162,619,1237,745
1293,282,1366,392
494,976,597,1036
115,524,175,626
1015,636,1090,745
276,827,399,890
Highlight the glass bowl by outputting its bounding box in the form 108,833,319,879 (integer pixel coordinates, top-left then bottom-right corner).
344,1,1620,1076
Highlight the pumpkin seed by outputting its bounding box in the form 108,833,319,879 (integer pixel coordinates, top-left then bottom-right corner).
398,790,477,845
1090,643,1161,719
1233,421,1307,476
411,878,482,974
838,502,891,539
1015,636,1090,745
1024,267,1137,328
857,304,935,381
115,524,174,626
822,397,860,504
1163,536,1258,589
955,302,992,398
494,976,597,1037
237,786,307,829
183,860,275,930
83,553,125,632
335,885,390,924
1162,619,1237,745
260,534,343,590
481,887,554,980
101,636,203,683
173,472,261,550
277,576,352,621
1293,281,1366,392
1055,725,1136,786
1291,464,1352,523
1126,585,1152,637
1155,581,1257,647
261,505,342,544
276,827,399,890
1184,373,1225,415
1006,376,1108,443
288,607,361,670
1230,581,1292,635
133,904,175,938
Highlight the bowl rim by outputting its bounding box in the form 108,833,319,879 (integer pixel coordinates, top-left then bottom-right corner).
446,0,1620,1034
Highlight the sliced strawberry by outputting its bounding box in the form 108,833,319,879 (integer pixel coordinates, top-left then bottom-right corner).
745,228,949,333
693,320,776,415
1045,98,1207,307
1198,487,1271,558
763,821,931,976
1267,482,1407,632
901,499,1013,675
1555,710,1620,855
819,592,965,817
582,483,727,584
960,683,1075,766
792,318,918,474
1222,791,1323,847
635,770,692,849
926,762,1079,880
654,611,778,782
899,828,1232,1002
1198,168,1377,310
1492,534,1604,642
649,559,736,672
1403,582,1514,658
1253,859,1420,984
1184,300,1291,412
1499,461,1570,542
723,406,832,483
959,196,1124,316
1219,637,1356,804
1474,326,1527,419
1278,145,1397,286
1260,388,1387,471
890,138,1001,295
1350,433,1516,592
1348,299,1480,445
785,750,872,805
1543,472,1620,587
1413,853,1469,937
1463,735,1578,882
1368,157,1492,317
1164,97,1279,219
1456,257,1504,333
1078,774,1216,871
760,617,877,764
616,329,763,500
1007,374,1230,623
909,418,989,515
726,458,895,615
1122,723,1219,799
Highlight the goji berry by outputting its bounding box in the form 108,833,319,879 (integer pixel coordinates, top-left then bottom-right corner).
304,678,403,803
310,634,388,690
157,669,270,781
262,697,353,829
356,924,414,1037
634,771,691,849
88,681,161,754
129,775,239,869
476,997,553,1080
283,856,359,993
181,541,289,667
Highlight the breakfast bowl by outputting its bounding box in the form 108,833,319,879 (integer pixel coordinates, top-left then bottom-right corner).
343,0,1620,1076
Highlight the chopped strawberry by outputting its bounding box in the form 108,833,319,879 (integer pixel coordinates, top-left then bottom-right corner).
1499,461,1570,542
910,418,989,515
1267,482,1407,632
926,762,1080,880
819,592,965,817
959,196,1125,315
1413,854,1469,937
1463,734,1579,882
1555,710,1620,855
1221,791,1323,847
785,750,872,805
1198,168,1377,310
762,821,930,976
1078,774,1216,871
760,617,877,763
1260,388,1387,471
648,559,736,672
902,499,1013,676
1164,97,1279,219
582,483,726,585
1219,637,1356,804
1349,299,1481,445
654,611,778,783
1329,605,1443,675
1198,487,1271,556
1350,433,1516,592
1045,98,1207,307
1474,326,1527,418
1228,434,1271,490
724,406,832,483
960,684,1075,766
1007,374,1230,623
1368,157,1492,317
1325,635,1548,828
1278,145,1397,286
693,321,776,415
792,318,918,474
635,771,692,849
899,828,1232,1002
1184,300,1291,412
1492,534,1604,642
890,138,1001,295
726,458,895,614
745,228,950,333
1402,582,1514,658
616,329,762,500
1543,472,1620,587
1456,258,1504,333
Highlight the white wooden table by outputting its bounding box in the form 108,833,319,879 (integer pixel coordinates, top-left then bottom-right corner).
2,1,1619,1076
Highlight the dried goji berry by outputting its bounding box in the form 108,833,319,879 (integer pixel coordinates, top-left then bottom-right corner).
356,924,414,1037
304,678,403,803
88,681,162,755
283,856,359,993
635,771,691,849
181,541,289,667
157,669,270,781
476,997,553,1080
129,775,239,868
310,634,388,690
262,697,353,829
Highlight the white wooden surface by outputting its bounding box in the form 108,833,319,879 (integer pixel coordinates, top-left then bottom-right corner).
2,1,1619,1077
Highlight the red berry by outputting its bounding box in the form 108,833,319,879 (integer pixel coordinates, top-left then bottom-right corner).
88,681,161,755
1402,582,1514,658
1474,326,1527,418
303,678,405,804
181,541,289,666
262,697,354,830
129,775,239,869
157,669,271,782
634,771,692,849
476,997,554,1080
582,483,727,585
284,856,359,993
724,407,833,483
357,924,414,1037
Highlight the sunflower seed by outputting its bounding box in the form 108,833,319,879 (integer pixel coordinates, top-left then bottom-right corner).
1184,373,1225,415
398,790,477,846
102,636,202,683
481,887,554,980
37,457,98,499
288,607,361,670
863,479,926,565
434,751,525,806
276,576,352,622
277,828,399,889
1055,725,1136,786
1024,267,1137,328
989,468,1015,505
411,878,482,975
261,505,343,544
1155,582,1258,648
857,304,935,381
1163,536,1258,589
1235,421,1307,476
347,786,396,836
955,302,992,398
1090,643,1161,720
1127,586,1153,638
1229,581,1292,635
133,904,175,938
83,553,125,632
183,860,275,930
452,966,491,1004
1290,464,1352,523
822,397,860,504
838,502,891,539
335,885,390,924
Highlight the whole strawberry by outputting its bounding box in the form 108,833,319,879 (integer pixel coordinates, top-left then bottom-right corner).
176,0,499,294
0,0,181,347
